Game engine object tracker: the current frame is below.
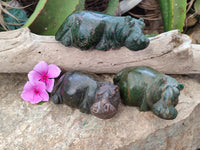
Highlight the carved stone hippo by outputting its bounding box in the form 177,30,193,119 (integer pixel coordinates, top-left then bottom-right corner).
51,71,120,119
113,66,184,119
55,11,149,51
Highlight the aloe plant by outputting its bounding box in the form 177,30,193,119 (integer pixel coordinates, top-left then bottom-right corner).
24,0,81,35
23,0,46,28
194,0,200,15
158,0,186,32
106,0,119,15
24,0,119,35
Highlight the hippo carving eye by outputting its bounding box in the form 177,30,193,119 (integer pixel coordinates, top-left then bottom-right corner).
115,86,119,91
104,104,108,110
104,103,110,112
76,20,80,24
91,106,98,113
128,20,135,27
97,93,103,98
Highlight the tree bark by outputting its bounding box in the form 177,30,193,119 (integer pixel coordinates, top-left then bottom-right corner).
0,27,200,74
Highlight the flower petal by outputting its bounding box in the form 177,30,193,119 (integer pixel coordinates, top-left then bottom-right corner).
23,81,34,91
28,70,42,82
31,94,43,104
45,78,54,92
47,64,61,78
39,89,49,101
21,81,47,104
34,81,47,90
32,81,47,104
33,61,48,75
21,82,35,102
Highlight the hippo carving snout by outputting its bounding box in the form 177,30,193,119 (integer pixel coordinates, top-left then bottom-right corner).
90,101,117,119
177,83,184,90
52,94,62,104
135,35,150,50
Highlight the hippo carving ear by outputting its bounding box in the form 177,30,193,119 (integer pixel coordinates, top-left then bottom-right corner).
139,18,144,22
114,85,119,92
97,82,104,88
138,18,145,28
128,20,135,27
177,83,184,90
125,16,132,22
125,16,135,27
109,85,119,96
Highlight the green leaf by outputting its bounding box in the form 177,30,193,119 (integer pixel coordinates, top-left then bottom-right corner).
23,0,47,27
158,0,173,31
194,0,200,15
75,0,85,11
28,0,81,35
37,101,45,105
23,0,119,35
158,0,186,32
172,0,186,32
145,33,158,38
106,0,119,15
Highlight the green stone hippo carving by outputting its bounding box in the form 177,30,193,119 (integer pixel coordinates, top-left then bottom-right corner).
55,11,149,51
51,71,120,119
113,66,184,119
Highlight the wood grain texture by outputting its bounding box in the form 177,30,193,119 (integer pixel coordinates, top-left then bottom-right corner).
0,27,200,74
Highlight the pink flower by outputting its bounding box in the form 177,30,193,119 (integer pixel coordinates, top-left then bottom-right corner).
28,61,61,92
21,81,49,104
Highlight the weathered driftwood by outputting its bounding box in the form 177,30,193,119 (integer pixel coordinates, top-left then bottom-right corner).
0,27,200,74
120,0,142,14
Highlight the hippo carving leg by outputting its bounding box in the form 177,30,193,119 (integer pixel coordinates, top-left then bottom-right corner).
51,73,69,104
147,83,183,119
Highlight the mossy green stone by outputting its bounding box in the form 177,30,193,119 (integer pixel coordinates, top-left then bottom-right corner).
55,11,149,51
113,66,184,120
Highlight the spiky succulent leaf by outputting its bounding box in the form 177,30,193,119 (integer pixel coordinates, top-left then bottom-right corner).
158,0,186,32
106,0,119,15
194,0,200,15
